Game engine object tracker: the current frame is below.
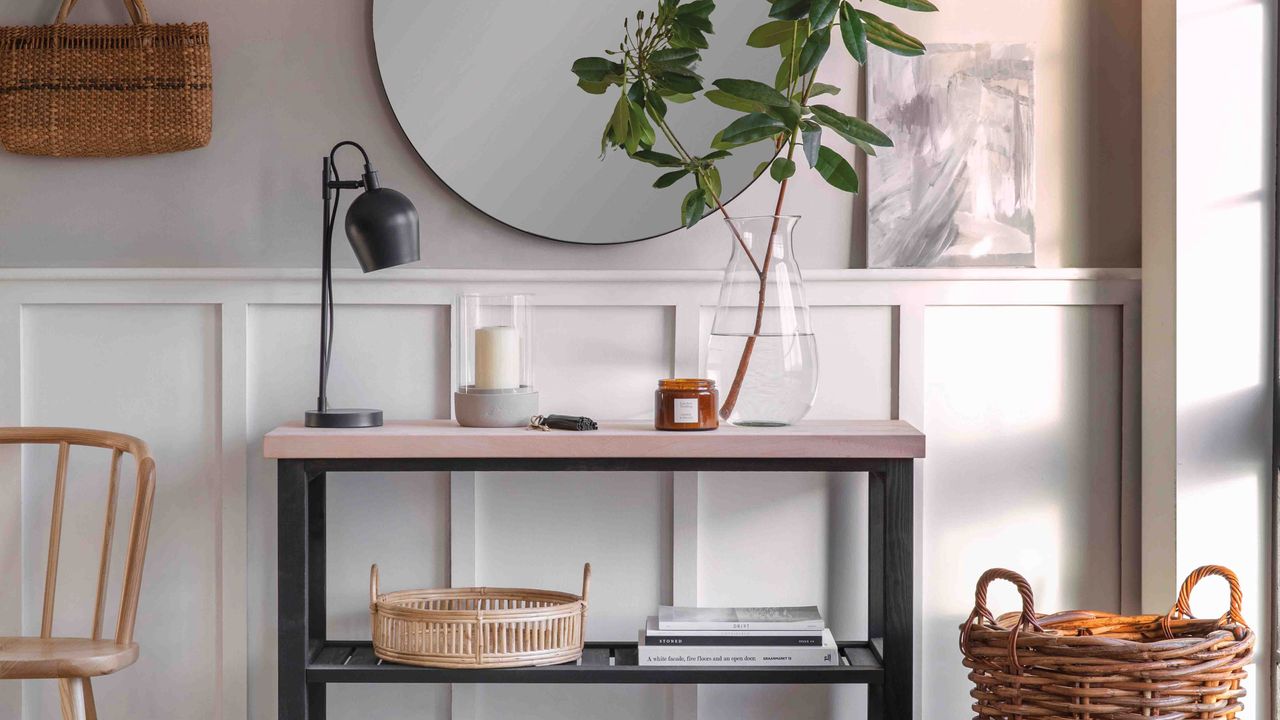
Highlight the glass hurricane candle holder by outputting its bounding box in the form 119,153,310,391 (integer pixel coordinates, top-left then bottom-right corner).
454,294,538,427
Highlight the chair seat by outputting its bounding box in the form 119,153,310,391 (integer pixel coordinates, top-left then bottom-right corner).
0,637,139,679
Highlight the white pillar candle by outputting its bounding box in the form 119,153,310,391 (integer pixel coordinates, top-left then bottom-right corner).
474,325,520,389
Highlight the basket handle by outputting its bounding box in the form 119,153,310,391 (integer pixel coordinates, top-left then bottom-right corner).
1161,565,1247,637
960,568,1044,673
55,0,153,25
580,563,592,606
369,564,380,606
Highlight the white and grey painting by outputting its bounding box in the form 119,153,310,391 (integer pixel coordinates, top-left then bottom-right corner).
867,43,1035,268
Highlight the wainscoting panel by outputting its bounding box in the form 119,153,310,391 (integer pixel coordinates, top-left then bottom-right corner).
245,303,453,719
472,302,676,720
475,471,672,640
18,304,220,720
533,305,675,420
697,471,838,720
473,471,673,720
921,305,1125,719
475,685,673,720
0,268,1140,720
805,306,895,421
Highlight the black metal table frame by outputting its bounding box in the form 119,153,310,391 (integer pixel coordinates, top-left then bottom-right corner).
277,456,914,720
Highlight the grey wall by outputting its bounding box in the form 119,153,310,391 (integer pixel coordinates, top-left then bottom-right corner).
0,0,1141,269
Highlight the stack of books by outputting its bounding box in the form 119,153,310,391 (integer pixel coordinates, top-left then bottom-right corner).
637,606,838,666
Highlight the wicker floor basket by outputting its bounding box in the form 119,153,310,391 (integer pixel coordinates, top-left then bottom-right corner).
960,565,1255,719
370,563,590,669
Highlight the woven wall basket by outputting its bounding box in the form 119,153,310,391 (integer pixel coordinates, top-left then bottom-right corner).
370,563,591,669
0,0,211,157
960,565,1255,719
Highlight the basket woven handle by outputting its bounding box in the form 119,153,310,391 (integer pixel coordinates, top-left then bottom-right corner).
960,568,1044,673
369,563,380,606
1164,564,1247,630
580,563,592,606
970,568,1041,628
54,0,153,25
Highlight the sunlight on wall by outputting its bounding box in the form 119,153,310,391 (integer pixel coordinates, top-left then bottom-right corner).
1176,204,1268,407
924,307,1064,439
1178,474,1266,716
1175,0,1270,407
922,305,1123,717
1178,475,1262,615
1173,0,1274,714
935,507,1066,618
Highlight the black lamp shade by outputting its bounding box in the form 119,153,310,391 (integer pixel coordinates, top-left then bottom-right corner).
345,187,420,272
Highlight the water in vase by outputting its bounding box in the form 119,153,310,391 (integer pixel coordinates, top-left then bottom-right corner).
706,331,819,427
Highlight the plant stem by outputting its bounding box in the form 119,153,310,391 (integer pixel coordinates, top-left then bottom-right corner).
716,141,797,420
718,67,817,422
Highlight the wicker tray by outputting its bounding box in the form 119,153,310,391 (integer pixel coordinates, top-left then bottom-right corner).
370,563,590,669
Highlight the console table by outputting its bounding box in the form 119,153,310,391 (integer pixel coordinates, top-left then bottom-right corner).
264,420,925,720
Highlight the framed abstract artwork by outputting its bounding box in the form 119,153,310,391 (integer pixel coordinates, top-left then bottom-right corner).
867,43,1035,268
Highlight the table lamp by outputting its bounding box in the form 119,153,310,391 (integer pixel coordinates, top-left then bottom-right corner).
305,141,420,428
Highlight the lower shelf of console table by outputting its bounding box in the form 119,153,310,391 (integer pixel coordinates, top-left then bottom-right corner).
309,640,885,685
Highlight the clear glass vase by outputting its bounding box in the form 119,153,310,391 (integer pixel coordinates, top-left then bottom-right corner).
705,216,818,427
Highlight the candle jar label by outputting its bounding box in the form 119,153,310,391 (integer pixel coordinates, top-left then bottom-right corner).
673,398,699,424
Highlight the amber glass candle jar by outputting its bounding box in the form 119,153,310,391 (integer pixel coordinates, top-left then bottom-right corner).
654,379,719,431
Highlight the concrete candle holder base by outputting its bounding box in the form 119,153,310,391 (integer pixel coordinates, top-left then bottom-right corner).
454,387,539,428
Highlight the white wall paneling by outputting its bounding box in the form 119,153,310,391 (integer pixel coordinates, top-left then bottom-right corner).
1140,0,1179,616
0,301,22,715
0,267,1140,720
1171,0,1276,710
220,301,250,720
19,304,221,719
247,303,453,720
922,305,1126,716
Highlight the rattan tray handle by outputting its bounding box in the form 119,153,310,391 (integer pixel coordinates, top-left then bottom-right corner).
1161,564,1247,638
960,568,1045,672
55,0,153,25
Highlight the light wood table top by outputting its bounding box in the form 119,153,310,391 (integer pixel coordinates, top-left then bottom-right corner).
264,420,924,460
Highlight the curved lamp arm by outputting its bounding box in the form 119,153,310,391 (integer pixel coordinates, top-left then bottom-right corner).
317,141,373,414
310,141,420,426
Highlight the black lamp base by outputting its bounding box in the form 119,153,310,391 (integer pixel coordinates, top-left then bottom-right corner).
305,408,384,428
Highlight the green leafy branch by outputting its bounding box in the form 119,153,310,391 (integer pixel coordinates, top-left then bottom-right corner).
572,0,936,420
712,0,931,198
572,0,933,235
572,0,764,271
706,0,933,419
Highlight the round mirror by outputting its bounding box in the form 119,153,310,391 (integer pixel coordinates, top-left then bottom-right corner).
373,0,777,245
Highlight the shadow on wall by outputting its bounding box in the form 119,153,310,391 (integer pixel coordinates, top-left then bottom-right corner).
922,304,1126,715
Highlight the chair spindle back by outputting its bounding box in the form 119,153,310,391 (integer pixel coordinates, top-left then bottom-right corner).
0,428,156,645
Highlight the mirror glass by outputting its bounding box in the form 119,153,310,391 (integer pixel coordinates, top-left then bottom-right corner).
373,0,778,245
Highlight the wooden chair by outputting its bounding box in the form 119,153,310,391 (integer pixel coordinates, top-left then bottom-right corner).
0,428,156,720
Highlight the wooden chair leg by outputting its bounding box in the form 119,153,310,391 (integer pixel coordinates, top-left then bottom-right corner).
58,679,74,720
83,678,98,720
57,678,89,720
